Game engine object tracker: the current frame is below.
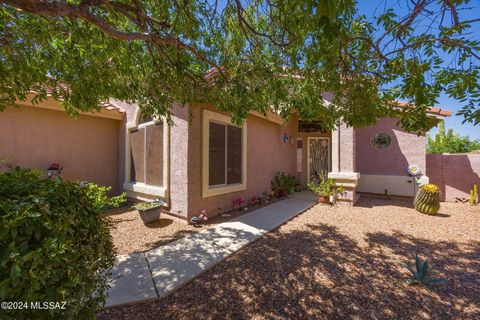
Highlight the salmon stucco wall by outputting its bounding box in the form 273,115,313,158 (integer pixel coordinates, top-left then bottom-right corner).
356,118,426,176
427,153,480,202
186,105,297,218
355,117,427,197
168,103,190,218
0,105,121,194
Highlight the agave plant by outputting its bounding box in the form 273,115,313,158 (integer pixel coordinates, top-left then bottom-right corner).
403,254,446,286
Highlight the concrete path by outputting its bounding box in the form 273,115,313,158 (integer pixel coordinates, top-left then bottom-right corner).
106,191,316,307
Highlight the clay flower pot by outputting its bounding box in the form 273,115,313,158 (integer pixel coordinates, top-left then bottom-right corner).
279,190,289,197
318,195,330,204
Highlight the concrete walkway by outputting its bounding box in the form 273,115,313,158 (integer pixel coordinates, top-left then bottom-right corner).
105,191,317,307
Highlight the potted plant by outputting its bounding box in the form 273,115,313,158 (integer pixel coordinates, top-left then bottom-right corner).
132,200,164,224
190,210,208,226
263,189,274,202
308,179,344,204
271,172,289,197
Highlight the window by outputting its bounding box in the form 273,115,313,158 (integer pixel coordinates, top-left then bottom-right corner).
130,121,164,186
208,123,243,186
298,120,327,133
124,111,169,200
202,110,247,197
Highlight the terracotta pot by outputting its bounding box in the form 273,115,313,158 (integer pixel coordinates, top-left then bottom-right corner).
318,195,330,204
279,190,288,197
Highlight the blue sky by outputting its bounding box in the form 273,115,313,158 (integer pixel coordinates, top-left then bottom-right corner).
357,0,480,139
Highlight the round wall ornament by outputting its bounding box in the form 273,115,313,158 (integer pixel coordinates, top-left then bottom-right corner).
371,133,391,149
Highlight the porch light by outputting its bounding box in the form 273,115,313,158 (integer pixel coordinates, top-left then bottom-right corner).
283,133,289,143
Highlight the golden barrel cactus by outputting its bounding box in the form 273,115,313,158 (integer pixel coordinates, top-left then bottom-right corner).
414,184,440,215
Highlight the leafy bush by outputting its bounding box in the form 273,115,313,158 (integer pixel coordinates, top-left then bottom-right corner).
0,167,116,319
427,121,480,154
270,172,296,194
84,182,126,212
308,179,344,197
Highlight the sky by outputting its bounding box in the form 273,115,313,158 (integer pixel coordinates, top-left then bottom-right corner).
357,0,480,139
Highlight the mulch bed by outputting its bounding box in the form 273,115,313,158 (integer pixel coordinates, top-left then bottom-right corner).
106,198,284,255
99,198,480,319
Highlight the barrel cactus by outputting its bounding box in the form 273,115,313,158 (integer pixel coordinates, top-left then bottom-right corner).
415,184,440,215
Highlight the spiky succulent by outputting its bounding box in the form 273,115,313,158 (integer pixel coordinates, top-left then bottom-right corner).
403,254,446,286
415,184,441,215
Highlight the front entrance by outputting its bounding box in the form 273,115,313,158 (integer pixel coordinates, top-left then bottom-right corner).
307,137,330,183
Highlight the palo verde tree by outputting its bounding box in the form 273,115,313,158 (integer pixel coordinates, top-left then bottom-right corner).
0,0,479,131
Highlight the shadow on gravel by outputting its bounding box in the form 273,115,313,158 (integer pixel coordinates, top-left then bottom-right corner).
98,223,480,320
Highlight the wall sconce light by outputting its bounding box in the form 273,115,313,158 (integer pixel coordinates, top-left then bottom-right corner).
283,133,289,143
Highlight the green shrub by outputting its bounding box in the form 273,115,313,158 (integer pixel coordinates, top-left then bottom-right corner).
308,179,344,197
271,172,296,194
84,182,126,213
0,167,116,319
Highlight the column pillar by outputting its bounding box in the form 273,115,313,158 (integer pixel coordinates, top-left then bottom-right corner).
328,122,360,204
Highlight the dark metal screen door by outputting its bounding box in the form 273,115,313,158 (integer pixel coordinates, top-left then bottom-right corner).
308,137,330,183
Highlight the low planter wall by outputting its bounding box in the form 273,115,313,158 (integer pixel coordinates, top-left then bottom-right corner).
426,153,480,202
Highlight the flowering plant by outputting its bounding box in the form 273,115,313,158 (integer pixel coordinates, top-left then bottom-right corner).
421,184,439,194
199,210,208,221
232,198,245,209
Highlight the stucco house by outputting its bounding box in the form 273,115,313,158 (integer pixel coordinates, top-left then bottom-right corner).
0,92,452,221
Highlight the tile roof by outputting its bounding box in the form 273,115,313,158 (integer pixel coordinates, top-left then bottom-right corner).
396,101,453,117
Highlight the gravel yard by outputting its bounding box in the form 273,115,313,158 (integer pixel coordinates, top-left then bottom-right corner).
99,197,480,319
107,199,283,255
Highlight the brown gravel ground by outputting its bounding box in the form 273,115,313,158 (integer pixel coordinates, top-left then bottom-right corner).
99,197,480,320
107,199,283,255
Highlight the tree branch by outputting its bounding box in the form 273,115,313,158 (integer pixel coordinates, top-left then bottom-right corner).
2,0,229,81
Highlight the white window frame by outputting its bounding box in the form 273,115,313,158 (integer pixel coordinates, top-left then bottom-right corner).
124,110,169,201
202,110,247,198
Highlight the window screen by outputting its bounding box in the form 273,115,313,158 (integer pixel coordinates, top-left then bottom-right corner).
145,123,163,186
208,122,242,187
129,122,163,186
209,122,226,186
130,128,145,183
227,126,242,184
298,120,326,133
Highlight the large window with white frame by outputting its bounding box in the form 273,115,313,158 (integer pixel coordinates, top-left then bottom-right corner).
202,110,247,198
130,116,163,186
124,112,169,199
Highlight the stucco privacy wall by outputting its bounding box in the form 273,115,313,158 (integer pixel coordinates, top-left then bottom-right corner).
427,153,480,202
186,104,297,218
0,104,121,194
355,117,427,196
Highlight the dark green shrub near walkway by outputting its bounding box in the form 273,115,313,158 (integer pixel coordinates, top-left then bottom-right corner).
0,167,116,319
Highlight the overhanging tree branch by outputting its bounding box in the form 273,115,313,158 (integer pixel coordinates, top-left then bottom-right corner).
2,0,228,80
